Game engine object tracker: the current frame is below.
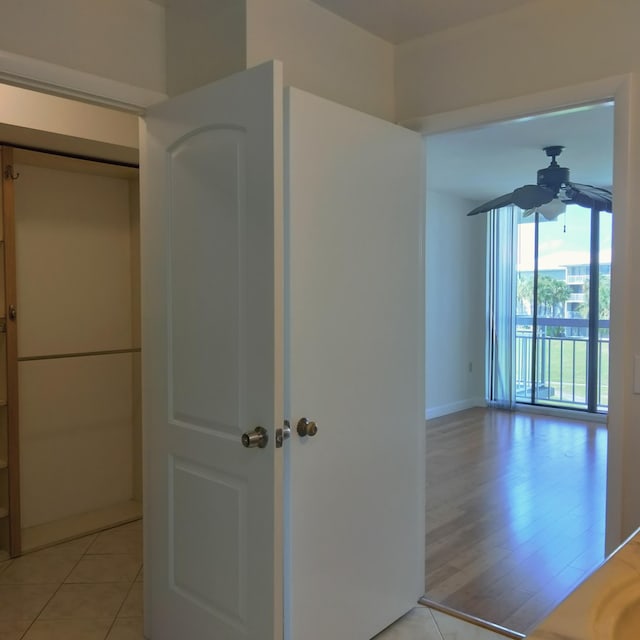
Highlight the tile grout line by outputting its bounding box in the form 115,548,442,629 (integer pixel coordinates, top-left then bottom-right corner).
425,606,446,640
24,529,139,638
16,542,90,640
75,527,139,640
0,556,10,577
105,566,142,638
95,524,144,639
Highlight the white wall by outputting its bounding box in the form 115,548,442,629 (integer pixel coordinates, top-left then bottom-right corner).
0,0,393,121
246,0,395,120
0,0,165,94
164,0,395,119
165,0,246,96
425,189,485,419
395,0,640,121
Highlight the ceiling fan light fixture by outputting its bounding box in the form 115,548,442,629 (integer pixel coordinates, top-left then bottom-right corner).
523,198,566,221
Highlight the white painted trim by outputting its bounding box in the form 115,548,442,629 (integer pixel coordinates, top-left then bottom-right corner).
426,397,485,420
606,74,633,554
0,50,167,114
515,403,608,424
412,73,633,555
401,74,627,134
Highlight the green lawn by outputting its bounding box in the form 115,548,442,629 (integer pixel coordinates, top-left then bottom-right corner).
516,336,609,409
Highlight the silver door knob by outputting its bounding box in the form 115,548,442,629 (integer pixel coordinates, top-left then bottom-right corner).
242,426,269,448
296,417,318,437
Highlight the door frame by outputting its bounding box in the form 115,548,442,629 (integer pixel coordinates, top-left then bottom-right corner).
0,50,165,113
403,73,634,555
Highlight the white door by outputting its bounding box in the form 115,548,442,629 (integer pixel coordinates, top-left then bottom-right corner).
142,63,425,640
285,89,425,639
141,61,284,640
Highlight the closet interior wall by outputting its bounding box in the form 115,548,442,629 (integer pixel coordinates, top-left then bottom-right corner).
1,146,141,556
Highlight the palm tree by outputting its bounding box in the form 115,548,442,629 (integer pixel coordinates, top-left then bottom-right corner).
536,275,571,319
517,274,534,315
579,275,611,320
579,274,611,338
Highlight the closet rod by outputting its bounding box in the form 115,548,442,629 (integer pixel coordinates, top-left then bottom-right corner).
18,347,141,362
0,142,139,169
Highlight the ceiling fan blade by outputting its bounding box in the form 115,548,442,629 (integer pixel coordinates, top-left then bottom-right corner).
466,191,517,216
563,182,612,212
467,185,560,217
512,184,554,210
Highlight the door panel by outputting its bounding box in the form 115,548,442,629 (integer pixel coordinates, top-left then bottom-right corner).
285,89,426,640
141,61,284,640
169,128,244,432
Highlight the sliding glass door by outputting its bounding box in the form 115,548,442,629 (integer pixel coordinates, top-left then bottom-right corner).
514,205,611,412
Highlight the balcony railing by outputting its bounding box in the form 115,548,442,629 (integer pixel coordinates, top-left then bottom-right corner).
515,316,609,411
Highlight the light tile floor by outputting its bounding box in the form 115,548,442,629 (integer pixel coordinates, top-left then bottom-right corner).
0,521,509,640
375,607,510,640
0,520,142,640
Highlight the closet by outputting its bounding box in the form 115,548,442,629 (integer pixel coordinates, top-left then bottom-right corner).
0,145,141,557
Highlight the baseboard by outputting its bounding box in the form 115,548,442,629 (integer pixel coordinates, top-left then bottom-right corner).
21,499,142,554
426,397,485,420
515,402,608,424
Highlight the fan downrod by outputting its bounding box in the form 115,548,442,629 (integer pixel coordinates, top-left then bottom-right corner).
544,145,564,164
538,145,569,192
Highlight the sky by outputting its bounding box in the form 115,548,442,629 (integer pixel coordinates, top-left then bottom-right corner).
517,204,613,271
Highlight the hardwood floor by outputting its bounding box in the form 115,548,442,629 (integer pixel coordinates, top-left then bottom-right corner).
424,407,607,636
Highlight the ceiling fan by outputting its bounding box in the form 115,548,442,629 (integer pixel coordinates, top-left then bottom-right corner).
466,146,612,219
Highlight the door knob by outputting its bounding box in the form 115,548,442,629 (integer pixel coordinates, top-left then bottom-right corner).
296,417,318,437
241,426,269,448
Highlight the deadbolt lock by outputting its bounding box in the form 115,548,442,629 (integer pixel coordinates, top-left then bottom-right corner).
241,426,269,449
296,417,318,437
276,420,291,448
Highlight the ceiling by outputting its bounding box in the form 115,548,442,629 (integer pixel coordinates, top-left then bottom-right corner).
307,0,614,203
426,102,614,204
310,0,538,43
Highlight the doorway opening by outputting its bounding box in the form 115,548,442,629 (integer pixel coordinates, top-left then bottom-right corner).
423,100,613,636
0,84,142,562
